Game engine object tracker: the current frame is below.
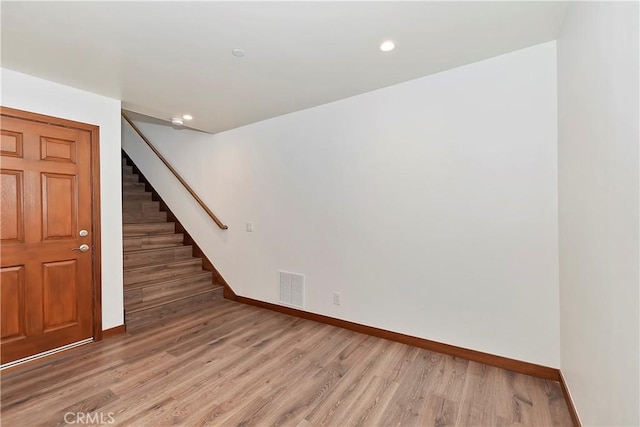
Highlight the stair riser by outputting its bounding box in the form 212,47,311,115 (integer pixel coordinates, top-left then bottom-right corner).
122,173,140,182
123,212,168,223
122,182,146,191
125,289,223,329
125,270,212,292
123,234,183,251
124,261,203,285
123,246,192,268
123,223,175,236
124,276,213,306
122,165,133,174
123,201,161,213
123,192,152,201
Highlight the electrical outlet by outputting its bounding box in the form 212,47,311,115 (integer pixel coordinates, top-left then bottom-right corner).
246,222,254,232
333,291,341,306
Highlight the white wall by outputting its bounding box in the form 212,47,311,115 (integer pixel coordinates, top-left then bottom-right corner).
557,2,639,426
124,42,560,366
1,68,124,330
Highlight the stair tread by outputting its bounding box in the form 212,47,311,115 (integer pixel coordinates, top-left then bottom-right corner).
123,195,152,201
123,213,168,224
122,233,182,241
122,221,176,237
123,233,184,252
124,270,212,291
123,221,173,225
123,243,185,254
122,200,157,204
122,217,166,224
122,204,156,207
123,246,192,269
123,231,174,236
125,285,223,313
122,209,161,214
123,212,166,217
123,257,201,273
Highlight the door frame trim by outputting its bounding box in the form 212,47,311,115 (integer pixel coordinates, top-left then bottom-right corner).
1,106,103,341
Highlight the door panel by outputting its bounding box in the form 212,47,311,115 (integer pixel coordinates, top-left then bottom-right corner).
0,266,26,342
42,173,77,240
0,112,95,364
40,137,76,163
43,260,78,331
1,130,23,157
0,170,24,243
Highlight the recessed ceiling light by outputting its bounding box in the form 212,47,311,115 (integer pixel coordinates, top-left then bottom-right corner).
232,48,245,58
182,114,193,121
171,118,184,126
380,40,396,52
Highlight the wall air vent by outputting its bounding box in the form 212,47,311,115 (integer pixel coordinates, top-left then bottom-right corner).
278,271,304,308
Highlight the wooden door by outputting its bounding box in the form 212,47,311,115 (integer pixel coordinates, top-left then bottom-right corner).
1,110,97,364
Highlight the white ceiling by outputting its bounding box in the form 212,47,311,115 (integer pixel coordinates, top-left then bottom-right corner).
1,1,567,133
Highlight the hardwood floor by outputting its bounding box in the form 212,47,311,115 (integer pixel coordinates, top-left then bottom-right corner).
1,300,573,426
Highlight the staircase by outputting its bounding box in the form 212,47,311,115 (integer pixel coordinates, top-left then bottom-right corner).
121,156,223,328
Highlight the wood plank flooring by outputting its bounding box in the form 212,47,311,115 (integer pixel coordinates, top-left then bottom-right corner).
1,300,573,426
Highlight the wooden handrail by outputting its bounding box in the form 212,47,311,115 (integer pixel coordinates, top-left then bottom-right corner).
122,113,228,230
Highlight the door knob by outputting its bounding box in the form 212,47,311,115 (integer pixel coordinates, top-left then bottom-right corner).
72,244,90,252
